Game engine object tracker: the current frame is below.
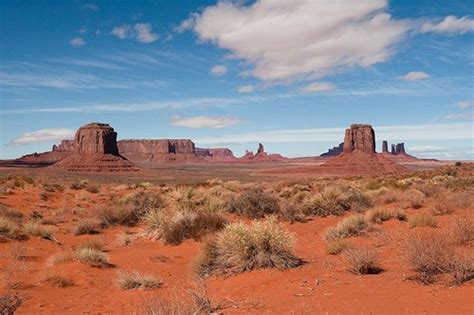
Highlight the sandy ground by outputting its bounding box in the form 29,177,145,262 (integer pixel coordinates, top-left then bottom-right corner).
0,161,472,314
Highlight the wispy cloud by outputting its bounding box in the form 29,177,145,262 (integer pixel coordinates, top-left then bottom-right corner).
54,57,124,70
194,123,473,145
11,128,75,146
456,100,472,109
444,112,474,121
171,116,240,129
82,3,98,11
420,16,474,34
400,71,430,81
301,82,336,93
238,85,255,93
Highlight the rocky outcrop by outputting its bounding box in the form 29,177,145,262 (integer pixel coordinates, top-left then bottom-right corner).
320,143,344,157
395,143,406,155
343,124,376,154
382,141,389,154
382,140,409,156
117,139,198,163
257,143,265,154
196,148,235,160
240,144,286,162
54,123,137,172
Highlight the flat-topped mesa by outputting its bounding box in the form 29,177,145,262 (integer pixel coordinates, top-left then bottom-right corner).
343,124,376,154
75,123,119,155
321,143,344,157
196,148,235,158
382,140,389,154
395,143,406,155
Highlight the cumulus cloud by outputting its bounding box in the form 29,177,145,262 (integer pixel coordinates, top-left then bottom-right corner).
174,13,199,33
420,16,474,34
400,71,430,81
301,82,336,93
209,65,227,76
171,116,240,129
11,128,75,145
112,23,158,43
238,85,255,93
191,0,409,82
70,37,86,47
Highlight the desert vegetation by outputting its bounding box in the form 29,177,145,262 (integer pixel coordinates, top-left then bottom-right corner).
0,163,472,313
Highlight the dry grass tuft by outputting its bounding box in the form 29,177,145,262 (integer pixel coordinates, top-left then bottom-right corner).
0,217,26,240
0,293,23,315
403,189,425,209
73,219,101,235
302,188,349,217
325,214,368,241
226,187,280,219
325,239,352,255
41,274,75,288
75,248,109,268
344,247,382,274
365,208,406,224
449,217,474,246
408,214,437,228
116,270,162,290
77,238,105,252
47,252,75,266
24,221,54,240
197,218,302,276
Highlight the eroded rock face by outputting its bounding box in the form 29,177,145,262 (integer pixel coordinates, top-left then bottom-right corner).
75,123,119,155
196,148,234,158
395,143,406,155
343,124,376,154
257,143,265,154
382,140,389,153
321,143,344,157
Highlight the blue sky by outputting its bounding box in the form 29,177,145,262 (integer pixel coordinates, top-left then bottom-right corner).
0,0,473,160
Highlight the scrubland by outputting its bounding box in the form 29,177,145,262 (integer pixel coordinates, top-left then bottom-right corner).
0,163,473,314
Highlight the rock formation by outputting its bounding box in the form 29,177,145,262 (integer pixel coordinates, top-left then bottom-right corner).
54,123,137,172
257,143,265,154
320,124,407,175
320,143,344,157
343,124,376,154
382,141,389,154
117,139,198,163
395,143,406,155
240,143,285,162
195,148,235,160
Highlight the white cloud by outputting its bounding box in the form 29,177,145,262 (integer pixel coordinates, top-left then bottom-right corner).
194,122,473,145
112,25,132,39
456,100,472,109
301,82,336,93
70,37,86,47
174,13,198,33
400,71,430,81
134,23,159,43
11,128,75,146
171,116,240,129
191,0,409,82
112,23,158,43
238,85,255,93
421,16,474,34
410,145,447,153
209,65,227,76
82,3,98,11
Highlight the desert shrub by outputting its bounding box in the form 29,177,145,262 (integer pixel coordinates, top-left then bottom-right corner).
325,214,368,241
197,218,302,276
432,194,455,216
403,231,453,283
279,200,306,223
43,183,64,193
449,217,474,246
450,191,474,209
144,206,226,245
451,253,474,285
96,206,137,227
42,275,74,288
24,221,54,240
225,187,280,218
116,270,162,290
325,239,351,255
77,238,105,252
99,190,164,226
344,247,382,274
0,204,23,223
403,189,425,209
365,208,406,224
85,183,100,193
73,219,101,235
408,214,437,228
412,183,442,198
0,293,23,315
47,252,75,266
70,179,89,190
75,248,109,268
302,189,349,217
116,231,134,246
346,189,373,211
0,217,26,240
377,189,400,204
455,161,462,167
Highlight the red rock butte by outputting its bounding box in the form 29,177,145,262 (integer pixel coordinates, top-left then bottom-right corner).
343,124,376,154
53,123,137,172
